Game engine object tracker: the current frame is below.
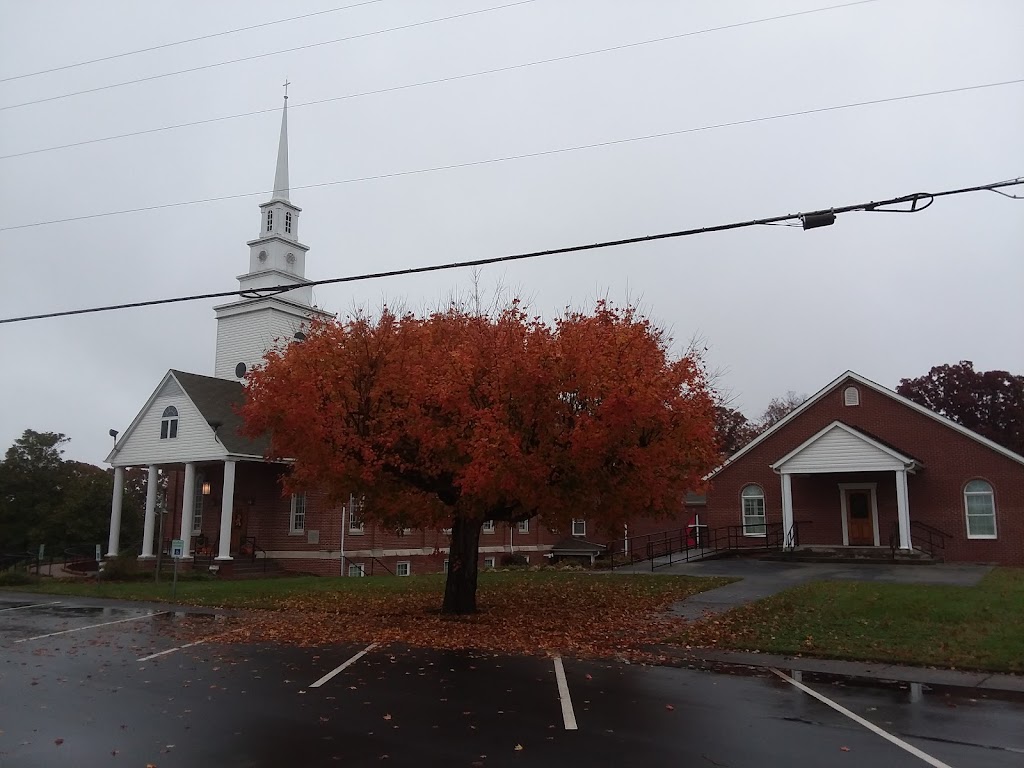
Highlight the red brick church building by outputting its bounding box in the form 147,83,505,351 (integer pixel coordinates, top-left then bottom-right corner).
103,100,1023,574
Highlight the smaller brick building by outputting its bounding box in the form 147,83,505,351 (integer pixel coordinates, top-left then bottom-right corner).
700,371,1024,565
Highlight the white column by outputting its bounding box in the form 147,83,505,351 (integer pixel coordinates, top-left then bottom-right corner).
140,465,158,558
781,472,794,548
180,463,196,558
216,460,236,561
895,469,911,550
106,466,125,557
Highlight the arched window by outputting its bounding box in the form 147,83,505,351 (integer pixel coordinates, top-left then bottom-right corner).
964,480,997,539
285,211,293,234
160,406,178,439
266,210,273,232
741,484,766,537
844,386,860,406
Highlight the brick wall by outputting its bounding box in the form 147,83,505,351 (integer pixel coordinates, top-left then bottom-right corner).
705,377,1024,565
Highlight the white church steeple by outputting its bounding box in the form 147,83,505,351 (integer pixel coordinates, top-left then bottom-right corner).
212,87,334,381
272,83,290,202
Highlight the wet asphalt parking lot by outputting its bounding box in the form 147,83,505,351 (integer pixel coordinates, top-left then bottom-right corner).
1,592,1022,767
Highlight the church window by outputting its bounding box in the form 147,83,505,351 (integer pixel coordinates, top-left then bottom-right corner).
235,362,247,379
160,406,178,439
285,211,292,234
266,210,273,232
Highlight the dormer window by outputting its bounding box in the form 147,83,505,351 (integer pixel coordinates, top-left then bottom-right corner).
160,406,178,439
266,210,273,232
285,211,292,234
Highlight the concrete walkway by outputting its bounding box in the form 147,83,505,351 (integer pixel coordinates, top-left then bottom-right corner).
649,559,994,620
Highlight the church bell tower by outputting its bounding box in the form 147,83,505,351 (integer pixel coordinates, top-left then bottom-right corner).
213,88,333,380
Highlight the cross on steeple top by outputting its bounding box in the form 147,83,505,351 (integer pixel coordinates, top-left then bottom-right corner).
283,78,291,100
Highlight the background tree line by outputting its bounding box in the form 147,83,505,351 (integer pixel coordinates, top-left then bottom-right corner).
0,430,151,556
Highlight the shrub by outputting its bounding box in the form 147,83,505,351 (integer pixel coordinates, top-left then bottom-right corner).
0,570,37,587
98,552,139,581
500,553,529,567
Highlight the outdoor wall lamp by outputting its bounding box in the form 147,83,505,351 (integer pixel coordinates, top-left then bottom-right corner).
201,481,212,496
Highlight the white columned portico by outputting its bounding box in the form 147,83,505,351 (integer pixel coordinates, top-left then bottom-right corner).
216,460,237,561
780,472,794,548
180,463,197,558
140,465,158,558
895,468,911,550
106,466,125,557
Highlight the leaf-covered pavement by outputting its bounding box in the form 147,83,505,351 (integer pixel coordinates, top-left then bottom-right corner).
170,572,732,661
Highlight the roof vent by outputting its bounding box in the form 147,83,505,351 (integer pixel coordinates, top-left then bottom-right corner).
844,386,860,406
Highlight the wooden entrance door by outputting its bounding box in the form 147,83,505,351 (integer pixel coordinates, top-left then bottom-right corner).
846,489,874,545
230,505,248,555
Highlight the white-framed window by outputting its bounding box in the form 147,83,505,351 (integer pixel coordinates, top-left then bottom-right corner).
348,563,365,577
517,519,529,534
284,211,292,233
844,386,860,406
482,520,495,534
348,510,365,534
741,484,766,536
160,406,178,439
571,519,586,537
442,558,449,573
192,476,204,535
396,561,410,577
964,480,997,539
483,556,496,569
290,493,306,533
266,210,273,232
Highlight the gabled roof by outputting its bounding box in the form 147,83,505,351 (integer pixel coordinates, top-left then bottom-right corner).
770,421,919,473
170,370,270,457
106,369,270,464
710,370,1024,477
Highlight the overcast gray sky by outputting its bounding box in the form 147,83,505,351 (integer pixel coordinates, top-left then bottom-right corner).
1,0,1022,466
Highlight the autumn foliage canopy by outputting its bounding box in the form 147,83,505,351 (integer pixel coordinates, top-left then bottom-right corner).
242,301,719,612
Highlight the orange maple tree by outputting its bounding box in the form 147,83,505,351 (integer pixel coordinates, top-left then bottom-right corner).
241,301,719,614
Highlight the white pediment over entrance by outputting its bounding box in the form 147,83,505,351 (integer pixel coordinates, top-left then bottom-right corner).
771,422,916,474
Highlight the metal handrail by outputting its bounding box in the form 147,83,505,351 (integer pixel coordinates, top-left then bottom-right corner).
340,554,394,576
910,520,949,561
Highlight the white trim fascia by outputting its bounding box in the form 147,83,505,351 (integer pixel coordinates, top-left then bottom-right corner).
256,200,302,213
235,267,311,283
838,482,880,546
106,370,176,463
708,370,1024,479
771,421,917,472
212,294,334,319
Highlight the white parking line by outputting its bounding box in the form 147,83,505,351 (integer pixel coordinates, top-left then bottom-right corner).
770,668,953,768
309,643,378,688
14,611,168,642
136,639,206,662
553,656,578,730
0,601,61,613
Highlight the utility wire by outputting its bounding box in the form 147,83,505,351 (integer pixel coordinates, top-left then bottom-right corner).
0,0,536,113
0,1,385,83
1,177,1019,326
2,78,1020,233
0,0,881,161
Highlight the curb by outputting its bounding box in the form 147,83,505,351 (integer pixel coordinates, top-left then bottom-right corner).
654,647,1024,693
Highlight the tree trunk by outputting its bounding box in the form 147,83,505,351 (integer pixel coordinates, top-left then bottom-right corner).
442,516,483,615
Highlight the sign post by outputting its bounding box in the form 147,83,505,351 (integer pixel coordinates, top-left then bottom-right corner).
170,539,184,601
95,544,102,583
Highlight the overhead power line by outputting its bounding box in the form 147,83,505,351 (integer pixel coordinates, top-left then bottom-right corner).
0,0,883,162
2,78,1020,233
0,0,385,83
1,177,1019,326
0,0,537,113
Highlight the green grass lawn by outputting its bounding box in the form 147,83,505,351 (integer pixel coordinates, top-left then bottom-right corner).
674,568,1024,673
